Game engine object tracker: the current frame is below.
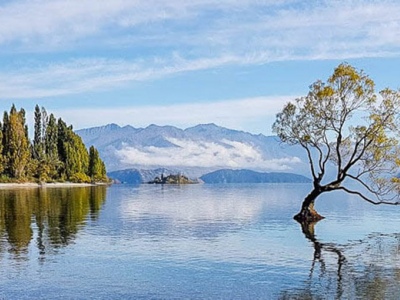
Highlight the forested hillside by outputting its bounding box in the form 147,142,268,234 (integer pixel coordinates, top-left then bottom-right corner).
0,104,108,183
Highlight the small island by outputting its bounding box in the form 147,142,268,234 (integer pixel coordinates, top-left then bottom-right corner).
148,173,197,184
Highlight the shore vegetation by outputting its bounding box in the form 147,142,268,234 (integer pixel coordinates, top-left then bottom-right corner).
0,104,108,184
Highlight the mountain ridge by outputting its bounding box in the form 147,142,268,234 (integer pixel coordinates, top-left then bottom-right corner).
76,123,310,177
107,168,311,184
200,169,310,184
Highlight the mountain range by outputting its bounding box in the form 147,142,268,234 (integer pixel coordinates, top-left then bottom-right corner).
76,123,311,178
200,169,310,184
107,168,310,184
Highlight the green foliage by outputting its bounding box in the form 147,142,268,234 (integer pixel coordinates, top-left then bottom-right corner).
4,105,31,179
57,119,90,181
46,114,58,160
69,172,91,183
33,105,43,160
88,146,107,182
0,121,4,175
0,104,108,183
273,63,400,206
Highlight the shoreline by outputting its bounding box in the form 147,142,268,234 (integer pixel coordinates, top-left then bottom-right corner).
0,182,110,189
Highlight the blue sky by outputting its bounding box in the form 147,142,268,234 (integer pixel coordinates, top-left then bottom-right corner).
1,0,400,135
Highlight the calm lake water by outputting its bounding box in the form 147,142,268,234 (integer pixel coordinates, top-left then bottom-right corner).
1,183,400,299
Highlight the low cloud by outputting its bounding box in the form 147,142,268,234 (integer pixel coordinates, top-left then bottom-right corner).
116,137,302,171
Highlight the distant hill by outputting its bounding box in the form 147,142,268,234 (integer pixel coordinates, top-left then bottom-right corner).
108,169,142,184
108,168,188,184
108,168,310,184
77,123,311,177
200,169,311,184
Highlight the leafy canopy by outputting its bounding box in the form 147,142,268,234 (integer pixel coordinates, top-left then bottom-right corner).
273,63,400,204
0,104,108,183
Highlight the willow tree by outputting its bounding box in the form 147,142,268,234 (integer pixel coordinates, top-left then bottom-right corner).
273,63,400,222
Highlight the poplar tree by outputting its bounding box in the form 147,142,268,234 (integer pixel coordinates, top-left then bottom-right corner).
5,105,31,179
45,114,58,160
2,111,9,169
88,146,107,182
0,121,4,175
37,113,59,181
33,105,43,159
57,119,90,182
0,104,108,183
41,107,48,150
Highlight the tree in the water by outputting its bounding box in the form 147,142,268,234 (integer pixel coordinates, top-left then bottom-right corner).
273,63,400,222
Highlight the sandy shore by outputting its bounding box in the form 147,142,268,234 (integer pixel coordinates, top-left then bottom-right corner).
0,182,109,189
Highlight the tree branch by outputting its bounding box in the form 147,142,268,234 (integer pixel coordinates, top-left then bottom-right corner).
336,186,400,205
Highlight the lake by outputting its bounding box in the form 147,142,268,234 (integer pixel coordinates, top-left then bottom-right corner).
1,183,400,299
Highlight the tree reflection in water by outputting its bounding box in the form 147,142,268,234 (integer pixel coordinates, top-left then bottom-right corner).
0,186,106,260
280,222,400,299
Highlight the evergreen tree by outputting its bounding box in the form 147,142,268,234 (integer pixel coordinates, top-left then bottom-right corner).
41,107,48,149
33,105,43,159
0,121,4,175
57,118,90,182
0,104,108,183
45,114,58,160
2,111,9,159
33,106,52,181
88,146,107,182
42,113,59,181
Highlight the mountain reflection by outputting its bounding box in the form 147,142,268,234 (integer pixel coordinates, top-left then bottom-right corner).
0,186,106,258
279,223,400,299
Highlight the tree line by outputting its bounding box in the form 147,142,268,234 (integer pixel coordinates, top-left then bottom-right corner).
0,104,108,183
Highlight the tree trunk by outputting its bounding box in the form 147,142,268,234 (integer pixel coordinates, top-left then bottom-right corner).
293,188,325,222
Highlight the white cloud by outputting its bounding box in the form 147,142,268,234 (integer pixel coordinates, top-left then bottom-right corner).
0,0,285,49
115,137,301,171
0,55,245,99
0,1,399,100
2,0,399,55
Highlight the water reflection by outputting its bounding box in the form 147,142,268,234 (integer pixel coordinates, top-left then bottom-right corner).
0,186,106,259
122,188,265,240
3,184,400,299
280,222,400,299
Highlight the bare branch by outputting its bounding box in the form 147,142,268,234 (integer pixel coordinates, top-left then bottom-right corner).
336,186,400,205
300,141,318,181
346,174,380,196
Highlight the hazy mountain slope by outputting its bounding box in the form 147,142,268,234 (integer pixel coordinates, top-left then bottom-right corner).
200,169,311,184
108,168,311,184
